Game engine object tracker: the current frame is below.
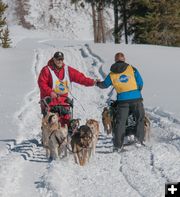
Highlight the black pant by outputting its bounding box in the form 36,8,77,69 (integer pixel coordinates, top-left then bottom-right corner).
113,101,145,148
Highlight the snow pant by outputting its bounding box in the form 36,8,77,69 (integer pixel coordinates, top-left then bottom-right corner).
112,100,145,148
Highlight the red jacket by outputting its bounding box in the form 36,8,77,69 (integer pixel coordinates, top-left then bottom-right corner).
38,58,95,106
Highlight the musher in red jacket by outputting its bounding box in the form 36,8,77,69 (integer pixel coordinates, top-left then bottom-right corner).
38,51,96,126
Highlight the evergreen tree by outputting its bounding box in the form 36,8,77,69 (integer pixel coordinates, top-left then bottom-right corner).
127,0,151,44
0,0,11,48
0,0,7,29
111,0,131,44
128,0,180,46
0,26,11,48
117,0,131,44
110,0,180,46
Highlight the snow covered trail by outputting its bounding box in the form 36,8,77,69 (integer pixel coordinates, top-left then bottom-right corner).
0,44,180,197
0,44,107,197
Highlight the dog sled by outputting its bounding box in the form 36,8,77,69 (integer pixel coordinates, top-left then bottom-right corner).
40,96,74,125
106,100,150,144
108,100,136,136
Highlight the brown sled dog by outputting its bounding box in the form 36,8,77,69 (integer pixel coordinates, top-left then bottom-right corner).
102,107,112,135
71,125,93,166
144,114,151,141
86,119,100,155
41,112,68,160
101,107,151,141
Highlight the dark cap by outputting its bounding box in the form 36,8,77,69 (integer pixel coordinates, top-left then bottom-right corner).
53,51,64,60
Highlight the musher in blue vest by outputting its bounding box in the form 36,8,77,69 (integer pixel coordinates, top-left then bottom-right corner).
96,52,145,152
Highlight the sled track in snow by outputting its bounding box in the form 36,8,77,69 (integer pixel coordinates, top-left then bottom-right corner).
119,108,180,197
3,45,180,196
80,44,107,79
146,107,180,151
1,46,179,197
9,138,49,163
95,108,180,197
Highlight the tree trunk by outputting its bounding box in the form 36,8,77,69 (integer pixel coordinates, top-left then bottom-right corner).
99,1,105,43
91,0,106,43
74,2,78,11
122,0,128,44
91,2,98,43
114,0,120,43
97,0,105,43
97,4,101,42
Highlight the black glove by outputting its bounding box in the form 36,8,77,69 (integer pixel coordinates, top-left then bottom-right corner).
65,97,73,108
96,81,101,87
96,81,107,89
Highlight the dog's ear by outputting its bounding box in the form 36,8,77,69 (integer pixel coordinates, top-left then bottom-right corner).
48,115,54,124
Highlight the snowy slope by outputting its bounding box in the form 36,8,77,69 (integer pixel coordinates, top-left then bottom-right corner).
3,0,113,41
0,38,180,197
0,0,180,197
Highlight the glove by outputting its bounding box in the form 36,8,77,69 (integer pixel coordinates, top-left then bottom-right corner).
65,97,74,108
94,79,101,86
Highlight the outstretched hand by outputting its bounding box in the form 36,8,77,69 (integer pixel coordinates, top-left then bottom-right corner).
94,79,101,86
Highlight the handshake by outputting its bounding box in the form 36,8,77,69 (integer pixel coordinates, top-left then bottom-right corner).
94,79,102,87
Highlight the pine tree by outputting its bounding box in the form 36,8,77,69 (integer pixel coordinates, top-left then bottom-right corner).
1,26,11,48
127,0,151,44
118,0,131,44
128,0,180,46
0,0,11,48
0,0,7,29
111,0,131,44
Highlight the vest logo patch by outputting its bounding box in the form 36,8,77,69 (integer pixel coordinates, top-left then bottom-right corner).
119,75,130,83
58,83,65,91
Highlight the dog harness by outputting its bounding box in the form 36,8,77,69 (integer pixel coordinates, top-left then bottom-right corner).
48,66,71,95
110,65,137,93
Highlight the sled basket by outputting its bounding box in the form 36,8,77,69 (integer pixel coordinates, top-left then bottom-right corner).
40,96,74,117
108,100,137,136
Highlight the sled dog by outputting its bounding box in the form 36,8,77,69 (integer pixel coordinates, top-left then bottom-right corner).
69,118,81,134
41,112,68,160
71,125,93,166
86,119,100,155
144,114,151,141
102,107,112,135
